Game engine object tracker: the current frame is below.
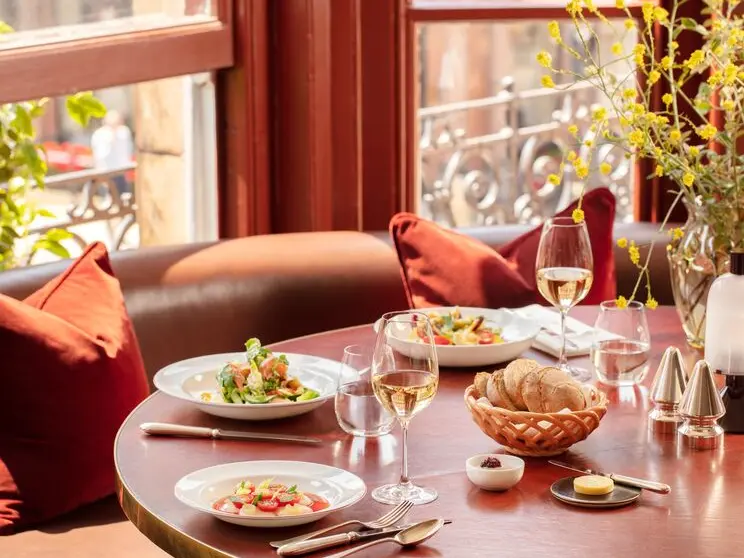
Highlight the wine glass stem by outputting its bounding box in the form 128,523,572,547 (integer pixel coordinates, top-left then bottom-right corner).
399,421,410,486
558,308,569,369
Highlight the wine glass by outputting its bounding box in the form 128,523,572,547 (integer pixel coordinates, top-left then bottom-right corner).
591,300,651,386
536,216,594,381
371,311,439,505
335,345,395,437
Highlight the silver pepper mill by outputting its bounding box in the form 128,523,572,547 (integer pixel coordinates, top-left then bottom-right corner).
678,360,726,450
648,347,688,434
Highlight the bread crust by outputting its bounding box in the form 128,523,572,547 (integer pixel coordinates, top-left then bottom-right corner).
522,366,586,412
486,370,519,410
473,372,491,399
503,359,539,410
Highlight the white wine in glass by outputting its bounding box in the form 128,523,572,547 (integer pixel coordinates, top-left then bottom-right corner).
536,217,594,381
371,311,439,505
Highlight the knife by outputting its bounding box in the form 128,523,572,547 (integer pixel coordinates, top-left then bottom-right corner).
139,422,322,445
276,520,453,556
548,460,671,494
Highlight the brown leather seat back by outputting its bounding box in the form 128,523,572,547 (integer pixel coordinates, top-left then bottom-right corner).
0,225,671,387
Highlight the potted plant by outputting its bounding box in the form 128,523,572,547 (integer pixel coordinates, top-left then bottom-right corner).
0,21,106,271
537,0,743,348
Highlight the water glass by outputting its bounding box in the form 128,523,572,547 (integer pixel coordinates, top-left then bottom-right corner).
335,345,395,437
591,300,651,386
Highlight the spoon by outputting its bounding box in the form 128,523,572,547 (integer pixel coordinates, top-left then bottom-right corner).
321,518,445,558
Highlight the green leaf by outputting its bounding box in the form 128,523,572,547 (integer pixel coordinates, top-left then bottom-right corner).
36,208,56,218
2,225,19,239
0,21,14,34
44,228,72,242
65,92,107,127
11,105,33,137
33,238,70,259
679,17,698,30
245,338,262,361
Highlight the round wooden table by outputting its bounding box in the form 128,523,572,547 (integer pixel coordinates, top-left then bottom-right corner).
115,307,743,558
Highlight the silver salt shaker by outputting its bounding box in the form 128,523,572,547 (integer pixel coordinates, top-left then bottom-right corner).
678,360,725,450
648,347,688,434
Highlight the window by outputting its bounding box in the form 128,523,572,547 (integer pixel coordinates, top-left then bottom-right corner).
0,0,230,268
417,18,637,228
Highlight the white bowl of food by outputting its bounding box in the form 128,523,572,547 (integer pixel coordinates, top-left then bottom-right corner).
378,307,540,367
465,454,525,491
154,338,340,420
174,460,367,528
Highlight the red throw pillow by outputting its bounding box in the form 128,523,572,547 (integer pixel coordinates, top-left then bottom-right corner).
390,187,616,309
0,243,148,535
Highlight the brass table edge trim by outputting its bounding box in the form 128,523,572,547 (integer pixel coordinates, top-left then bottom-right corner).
114,392,236,558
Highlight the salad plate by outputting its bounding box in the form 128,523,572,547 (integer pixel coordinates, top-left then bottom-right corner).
378,307,541,367
154,342,340,420
174,460,366,528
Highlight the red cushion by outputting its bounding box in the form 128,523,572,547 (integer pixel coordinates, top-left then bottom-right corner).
390,187,616,309
0,243,148,535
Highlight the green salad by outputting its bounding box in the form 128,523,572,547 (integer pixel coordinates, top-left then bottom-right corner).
216,338,320,404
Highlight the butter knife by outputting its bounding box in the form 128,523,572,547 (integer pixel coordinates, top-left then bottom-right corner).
548,460,671,494
140,422,322,445
276,520,453,556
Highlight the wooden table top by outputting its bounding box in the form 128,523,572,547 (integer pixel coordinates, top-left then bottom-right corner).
115,307,743,558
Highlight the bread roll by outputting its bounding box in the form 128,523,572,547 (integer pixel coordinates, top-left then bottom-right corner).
486,370,519,410
473,372,491,399
522,366,586,413
503,359,539,410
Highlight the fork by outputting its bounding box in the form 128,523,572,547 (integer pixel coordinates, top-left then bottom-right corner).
269,500,414,549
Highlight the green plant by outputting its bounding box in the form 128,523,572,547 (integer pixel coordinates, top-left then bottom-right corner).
536,0,744,308
0,77,106,270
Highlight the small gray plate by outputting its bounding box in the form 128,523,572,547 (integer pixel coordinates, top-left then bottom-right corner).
550,477,641,509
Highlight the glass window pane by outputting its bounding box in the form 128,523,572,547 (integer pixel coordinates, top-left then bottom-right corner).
0,1,215,50
417,19,637,228
4,72,217,268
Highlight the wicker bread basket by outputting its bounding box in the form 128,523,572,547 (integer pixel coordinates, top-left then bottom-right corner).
464,384,609,457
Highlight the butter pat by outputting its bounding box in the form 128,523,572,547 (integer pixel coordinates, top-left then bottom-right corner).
573,475,614,495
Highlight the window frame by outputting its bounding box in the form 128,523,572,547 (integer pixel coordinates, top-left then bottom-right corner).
0,0,233,104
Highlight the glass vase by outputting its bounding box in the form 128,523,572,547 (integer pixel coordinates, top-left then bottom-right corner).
667,198,731,350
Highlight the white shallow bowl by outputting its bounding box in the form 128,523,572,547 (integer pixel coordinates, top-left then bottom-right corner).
174,460,367,528
381,307,540,367
465,454,525,491
154,352,340,420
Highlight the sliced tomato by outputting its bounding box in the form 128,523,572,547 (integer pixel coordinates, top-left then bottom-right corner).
256,499,279,512
305,493,330,512
477,331,494,345
276,492,300,505
433,335,451,345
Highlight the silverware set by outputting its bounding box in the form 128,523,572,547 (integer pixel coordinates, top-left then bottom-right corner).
269,500,449,556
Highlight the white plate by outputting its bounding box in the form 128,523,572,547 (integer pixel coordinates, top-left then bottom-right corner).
174,461,366,528
153,352,340,420
380,307,541,367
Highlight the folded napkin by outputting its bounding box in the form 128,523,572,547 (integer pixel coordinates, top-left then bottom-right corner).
513,304,617,358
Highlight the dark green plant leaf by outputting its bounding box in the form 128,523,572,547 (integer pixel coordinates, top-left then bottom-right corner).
2,225,19,238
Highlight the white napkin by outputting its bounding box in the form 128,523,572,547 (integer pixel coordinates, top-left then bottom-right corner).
513,304,618,358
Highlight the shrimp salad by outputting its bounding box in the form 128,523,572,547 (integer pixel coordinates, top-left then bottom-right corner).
212,338,320,404
414,307,505,346
212,478,330,517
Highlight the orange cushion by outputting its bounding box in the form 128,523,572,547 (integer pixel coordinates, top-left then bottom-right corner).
0,243,148,535
390,188,617,309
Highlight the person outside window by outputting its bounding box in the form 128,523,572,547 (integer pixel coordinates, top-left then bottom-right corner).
90,110,133,195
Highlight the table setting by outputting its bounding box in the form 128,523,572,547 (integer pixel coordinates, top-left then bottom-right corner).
112,209,744,558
